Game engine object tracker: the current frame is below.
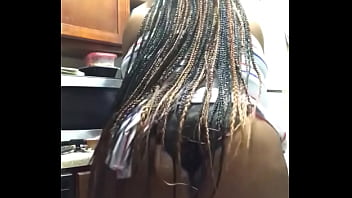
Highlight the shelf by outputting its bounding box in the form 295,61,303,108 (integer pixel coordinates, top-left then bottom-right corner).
61,75,122,88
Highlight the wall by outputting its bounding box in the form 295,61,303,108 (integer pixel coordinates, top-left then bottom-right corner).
260,0,289,170
243,0,289,169
61,56,85,68
61,55,123,69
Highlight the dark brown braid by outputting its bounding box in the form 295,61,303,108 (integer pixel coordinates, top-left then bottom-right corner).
90,0,263,198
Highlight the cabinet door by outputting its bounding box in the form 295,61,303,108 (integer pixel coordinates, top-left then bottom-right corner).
76,171,90,198
61,173,75,198
61,0,130,45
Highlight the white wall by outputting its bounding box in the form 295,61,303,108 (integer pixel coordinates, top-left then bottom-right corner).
243,0,289,169
242,0,289,89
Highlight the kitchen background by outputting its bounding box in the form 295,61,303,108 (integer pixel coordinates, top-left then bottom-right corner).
61,0,289,198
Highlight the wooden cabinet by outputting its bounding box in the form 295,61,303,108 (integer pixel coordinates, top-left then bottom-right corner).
76,171,91,198
62,166,91,198
61,0,130,46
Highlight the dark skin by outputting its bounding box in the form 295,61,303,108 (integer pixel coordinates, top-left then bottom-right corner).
105,1,288,198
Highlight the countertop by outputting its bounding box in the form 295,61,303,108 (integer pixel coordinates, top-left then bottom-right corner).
61,150,94,169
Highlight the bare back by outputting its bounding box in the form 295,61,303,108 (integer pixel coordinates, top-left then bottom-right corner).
111,1,289,198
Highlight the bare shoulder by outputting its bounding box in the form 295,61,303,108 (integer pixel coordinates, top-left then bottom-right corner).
249,21,265,50
122,3,150,55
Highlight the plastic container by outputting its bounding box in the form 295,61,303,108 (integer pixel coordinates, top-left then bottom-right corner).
85,52,117,67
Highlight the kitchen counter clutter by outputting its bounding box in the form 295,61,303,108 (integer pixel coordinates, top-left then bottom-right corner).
61,130,100,169
61,69,119,198
61,129,101,142
61,150,94,169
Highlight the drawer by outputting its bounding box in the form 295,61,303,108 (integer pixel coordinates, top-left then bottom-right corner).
77,171,91,198
61,173,75,198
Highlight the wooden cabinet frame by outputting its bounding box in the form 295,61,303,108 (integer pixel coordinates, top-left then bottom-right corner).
61,0,130,45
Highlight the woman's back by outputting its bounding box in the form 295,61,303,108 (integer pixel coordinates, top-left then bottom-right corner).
89,1,288,198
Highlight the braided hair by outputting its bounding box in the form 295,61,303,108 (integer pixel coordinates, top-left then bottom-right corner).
90,0,262,197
